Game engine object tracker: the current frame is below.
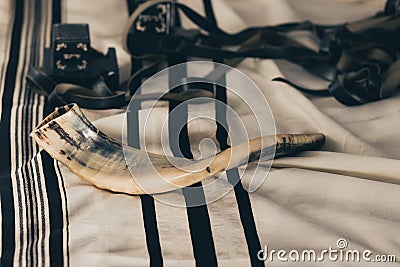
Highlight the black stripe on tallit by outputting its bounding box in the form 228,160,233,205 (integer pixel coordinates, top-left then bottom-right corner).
52,0,62,24
0,0,24,265
24,93,37,266
125,3,164,265
127,100,164,267
140,194,163,267
41,0,65,265
126,0,144,91
55,161,70,267
41,136,64,267
41,110,64,267
32,94,47,267
168,60,218,267
214,74,264,267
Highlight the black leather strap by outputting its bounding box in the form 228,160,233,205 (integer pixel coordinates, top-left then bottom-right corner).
271,77,331,97
275,64,384,106
328,76,367,106
26,67,57,94
27,66,127,109
27,59,218,109
48,83,127,109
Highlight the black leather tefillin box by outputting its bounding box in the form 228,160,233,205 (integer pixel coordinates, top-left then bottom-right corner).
51,24,91,74
42,23,119,90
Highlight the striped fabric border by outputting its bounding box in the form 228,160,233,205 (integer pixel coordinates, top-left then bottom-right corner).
0,1,23,265
0,0,69,266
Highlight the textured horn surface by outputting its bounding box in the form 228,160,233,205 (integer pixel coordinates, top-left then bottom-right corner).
30,104,325,195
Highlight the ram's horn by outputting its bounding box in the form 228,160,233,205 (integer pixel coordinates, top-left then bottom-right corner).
30,104,325,195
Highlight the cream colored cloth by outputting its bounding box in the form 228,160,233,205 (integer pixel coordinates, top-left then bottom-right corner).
57,0,400,266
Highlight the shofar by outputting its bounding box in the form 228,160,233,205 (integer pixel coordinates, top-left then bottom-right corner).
30,104,325,195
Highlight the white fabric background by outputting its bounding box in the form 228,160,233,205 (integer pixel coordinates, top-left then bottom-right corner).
3,0,397,266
